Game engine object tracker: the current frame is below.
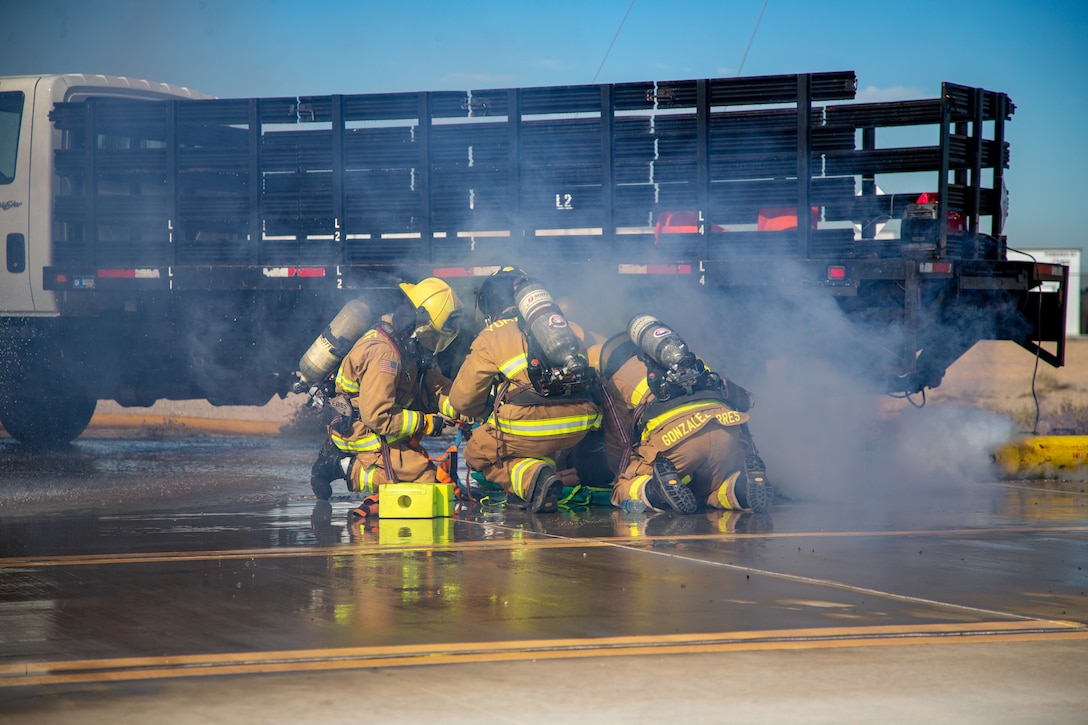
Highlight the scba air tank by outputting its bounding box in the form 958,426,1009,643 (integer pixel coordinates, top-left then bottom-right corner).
627,314,694,370
513,278,584,372
297,298,373,385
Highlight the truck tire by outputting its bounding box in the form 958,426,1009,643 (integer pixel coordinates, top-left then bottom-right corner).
0,392,97,447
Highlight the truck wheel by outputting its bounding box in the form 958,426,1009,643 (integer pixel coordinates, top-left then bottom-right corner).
0,392,97,447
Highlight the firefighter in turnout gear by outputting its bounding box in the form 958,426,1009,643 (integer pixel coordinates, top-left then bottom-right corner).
598,314,772,515
448,268,602,513
309,277,464,500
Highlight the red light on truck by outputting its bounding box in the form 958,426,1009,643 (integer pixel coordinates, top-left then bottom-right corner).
827,265,846,281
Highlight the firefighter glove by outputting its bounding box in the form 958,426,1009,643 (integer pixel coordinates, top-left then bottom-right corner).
422,414,447,437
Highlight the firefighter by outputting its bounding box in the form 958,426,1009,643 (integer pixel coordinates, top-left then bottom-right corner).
309,277,464,500
597,314,772,515
447,267,602,513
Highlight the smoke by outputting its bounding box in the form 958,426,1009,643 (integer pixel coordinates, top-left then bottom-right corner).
707,265,1016,517
881,404,1017,488
540,257,1014,522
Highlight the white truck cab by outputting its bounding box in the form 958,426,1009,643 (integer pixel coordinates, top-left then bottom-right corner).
0,74,207,317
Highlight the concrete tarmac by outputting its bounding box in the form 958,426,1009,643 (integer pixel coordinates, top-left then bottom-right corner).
0,434,1085,723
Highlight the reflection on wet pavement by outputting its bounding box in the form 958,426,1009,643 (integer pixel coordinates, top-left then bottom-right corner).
0,436,1086,686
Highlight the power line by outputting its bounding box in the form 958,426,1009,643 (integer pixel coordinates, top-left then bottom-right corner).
737,0,768,76
593,0,636,83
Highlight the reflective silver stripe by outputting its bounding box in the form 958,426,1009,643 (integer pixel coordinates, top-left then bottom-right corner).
331,431,382,452
336,369,360,394
499,353,528,379
401,409,421,437
509,456,556,498
491,411,602,437
331,429,410,452
510,458,538,498
360,465,379,495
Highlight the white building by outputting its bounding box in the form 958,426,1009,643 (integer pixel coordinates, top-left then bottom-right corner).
1006,248,1081,337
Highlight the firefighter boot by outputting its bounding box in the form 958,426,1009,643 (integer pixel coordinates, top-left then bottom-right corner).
644,456,698,514
507,466,564,514
738,454,773,514
310,439,348,500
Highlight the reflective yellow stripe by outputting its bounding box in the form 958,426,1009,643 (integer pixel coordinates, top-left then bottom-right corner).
331,431,381,452
630,379,649,407
439,397,458,418
360,465,379,495
331,430,410,453
499,353,528,379
716,471,742,510
492,411,602,437
401,409,420,437
643,400,722,435
510,457,555,498
509,459,538,498
628,474,651,502
336,369,360,394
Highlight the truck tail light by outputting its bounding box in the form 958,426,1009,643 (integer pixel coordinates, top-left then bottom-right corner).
827,265,846,281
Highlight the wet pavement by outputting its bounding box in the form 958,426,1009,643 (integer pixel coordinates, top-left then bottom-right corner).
0,434,1087,722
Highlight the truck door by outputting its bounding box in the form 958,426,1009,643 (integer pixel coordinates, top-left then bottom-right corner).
0,88,33,313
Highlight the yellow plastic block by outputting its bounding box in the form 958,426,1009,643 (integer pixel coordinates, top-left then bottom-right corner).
993,435,1088,478
378,482,454,518
378,518,453,545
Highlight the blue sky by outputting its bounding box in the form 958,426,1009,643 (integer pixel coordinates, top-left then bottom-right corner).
3,0,1086,272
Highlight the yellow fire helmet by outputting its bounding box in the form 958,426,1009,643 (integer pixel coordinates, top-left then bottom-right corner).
399,277,464,353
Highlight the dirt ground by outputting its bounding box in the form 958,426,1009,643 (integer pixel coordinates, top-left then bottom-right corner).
879,338,1088,433
86,338,1088,436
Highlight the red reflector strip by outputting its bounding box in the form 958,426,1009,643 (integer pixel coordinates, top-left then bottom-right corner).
919,262,952,274
432,266,504,277
618,264,693,275
263,267,327,278
97,268,161,279
97,269,136,278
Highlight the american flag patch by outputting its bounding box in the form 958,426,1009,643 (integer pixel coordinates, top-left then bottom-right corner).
379,358,399,375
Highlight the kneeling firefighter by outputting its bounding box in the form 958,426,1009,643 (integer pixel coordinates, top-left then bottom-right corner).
308,278,464,500
599,314,772,514
447,267,602,513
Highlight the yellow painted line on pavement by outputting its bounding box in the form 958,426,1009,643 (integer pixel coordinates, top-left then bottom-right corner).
2,525,1082,626
2,621,1085,687
2,524,1088,569
0,539,616,568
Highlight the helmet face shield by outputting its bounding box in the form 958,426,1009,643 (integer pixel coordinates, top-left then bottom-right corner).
399,277,463,351
413,307,463,353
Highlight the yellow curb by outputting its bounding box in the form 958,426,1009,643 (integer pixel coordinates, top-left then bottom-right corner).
993,435,1088,478
85,414,283,437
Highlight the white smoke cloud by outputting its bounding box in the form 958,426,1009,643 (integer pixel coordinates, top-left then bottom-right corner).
618,259,1016,519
